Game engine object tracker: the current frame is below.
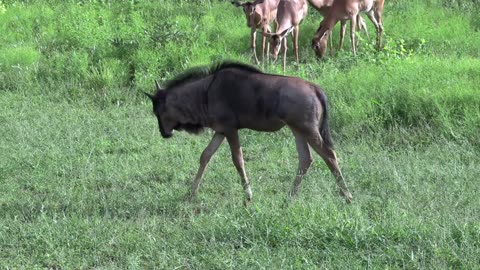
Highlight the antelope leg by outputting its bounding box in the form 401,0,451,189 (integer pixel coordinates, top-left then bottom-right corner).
339,20,346,50
366,10,382,50
251,28,260,64
293,26,300,65
350,15,357,56
282,37,288,72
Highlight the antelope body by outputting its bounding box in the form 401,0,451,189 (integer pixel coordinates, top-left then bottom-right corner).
307,0,370,53
232,0,281,64
264,0,308,71
312,0,384,58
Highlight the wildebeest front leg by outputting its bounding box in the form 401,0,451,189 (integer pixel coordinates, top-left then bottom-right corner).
289,130,313,199
225,131,253,205
190,132,225,199
307,131,353,203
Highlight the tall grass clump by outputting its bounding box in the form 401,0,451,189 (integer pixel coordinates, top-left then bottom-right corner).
385,0,480,57
0,45,40,90
311,55,480,147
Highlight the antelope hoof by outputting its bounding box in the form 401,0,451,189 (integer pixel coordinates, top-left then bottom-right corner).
252,54,260,65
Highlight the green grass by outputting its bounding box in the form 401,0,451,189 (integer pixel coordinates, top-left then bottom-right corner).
1,92,479,268
1,0,479,268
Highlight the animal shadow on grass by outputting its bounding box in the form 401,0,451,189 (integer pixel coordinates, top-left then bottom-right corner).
131,172,190,210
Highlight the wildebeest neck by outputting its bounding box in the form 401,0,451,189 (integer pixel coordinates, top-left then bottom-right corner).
166,76,213,132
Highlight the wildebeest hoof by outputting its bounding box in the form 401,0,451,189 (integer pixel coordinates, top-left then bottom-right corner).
341,191,353,204
187,193,197,202
281,197,293,209
243,198,253,207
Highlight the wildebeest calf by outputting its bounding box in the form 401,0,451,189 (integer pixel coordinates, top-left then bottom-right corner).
145,61,352,205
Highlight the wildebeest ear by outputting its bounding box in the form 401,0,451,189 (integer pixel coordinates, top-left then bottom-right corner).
231,1,243,7
155,80,163,92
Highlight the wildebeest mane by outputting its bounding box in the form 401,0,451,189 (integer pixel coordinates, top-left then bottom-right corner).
163,61,263,91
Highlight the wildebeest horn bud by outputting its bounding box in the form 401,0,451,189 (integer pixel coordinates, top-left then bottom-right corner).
155,80,162,91
143,92,154,100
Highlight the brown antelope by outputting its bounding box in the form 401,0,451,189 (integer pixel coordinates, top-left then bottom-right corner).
311,0,384,58
232,0,281,64
145,61,353,205
263,0,308,71
307,0,370,53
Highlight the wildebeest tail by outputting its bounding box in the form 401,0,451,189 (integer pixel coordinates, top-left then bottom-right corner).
315,87,334,149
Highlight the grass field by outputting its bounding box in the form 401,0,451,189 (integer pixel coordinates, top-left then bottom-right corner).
1,0,479,268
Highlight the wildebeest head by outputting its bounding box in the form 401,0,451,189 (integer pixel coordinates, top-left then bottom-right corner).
312,24,330,58
145,80,177,139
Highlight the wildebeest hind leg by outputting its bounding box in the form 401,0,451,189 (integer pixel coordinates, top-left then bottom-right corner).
225,130,253,205
190,132,225,199
306,131,353,203
289,130,313,199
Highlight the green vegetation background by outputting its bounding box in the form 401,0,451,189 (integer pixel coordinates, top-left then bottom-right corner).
1,0,479,268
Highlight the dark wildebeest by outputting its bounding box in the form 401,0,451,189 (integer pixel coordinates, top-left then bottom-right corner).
145,62,353,204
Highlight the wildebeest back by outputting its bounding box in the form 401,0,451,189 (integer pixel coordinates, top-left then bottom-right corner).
206,68,321,132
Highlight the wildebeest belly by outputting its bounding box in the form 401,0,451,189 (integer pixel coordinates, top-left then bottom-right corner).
238,117,285,132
